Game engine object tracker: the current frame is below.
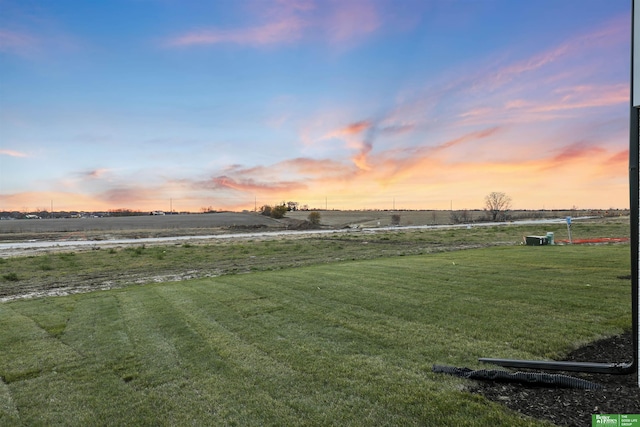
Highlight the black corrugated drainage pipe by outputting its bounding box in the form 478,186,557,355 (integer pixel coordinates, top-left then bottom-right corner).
432,365,602,390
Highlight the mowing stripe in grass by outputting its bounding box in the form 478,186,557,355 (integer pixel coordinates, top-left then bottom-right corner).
0,305,82,383
1,244,628,426
154,281,536,425
0,377,19,425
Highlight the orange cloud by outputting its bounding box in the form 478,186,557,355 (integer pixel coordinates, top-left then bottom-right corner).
352,143,373,171
2,136,629,213
341,120,371,135
322,120,371,142
320,120,375,170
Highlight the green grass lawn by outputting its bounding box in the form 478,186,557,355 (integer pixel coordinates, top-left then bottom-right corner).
0,244,632,426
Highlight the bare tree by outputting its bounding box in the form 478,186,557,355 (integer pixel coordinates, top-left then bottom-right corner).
484,192,512,221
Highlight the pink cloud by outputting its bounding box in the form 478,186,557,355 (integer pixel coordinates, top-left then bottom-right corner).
206,175,306,194
603,149,629,167
167,17,307,47
437,126,501,152
530,84,628,113
487,15,627,89
0,149,28,158
166,0,382,48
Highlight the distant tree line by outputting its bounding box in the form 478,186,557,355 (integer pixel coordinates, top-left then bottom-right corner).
258,202,322,226
108,209,148,217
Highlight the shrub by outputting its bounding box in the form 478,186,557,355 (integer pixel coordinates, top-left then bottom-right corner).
260,205,272,217
308,212,321,225
271,204,288,219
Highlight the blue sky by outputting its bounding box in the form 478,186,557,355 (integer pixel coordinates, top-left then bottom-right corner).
0,0,632,212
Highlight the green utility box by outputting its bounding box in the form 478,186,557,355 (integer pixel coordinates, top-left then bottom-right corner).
525,236,548,246
546,232,555,245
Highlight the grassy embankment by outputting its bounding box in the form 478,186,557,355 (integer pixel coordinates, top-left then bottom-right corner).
0,219,632,425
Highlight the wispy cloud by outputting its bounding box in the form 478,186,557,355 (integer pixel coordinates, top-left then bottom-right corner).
207,176,306,194
0,149,28,158
77,168,112,179
330,120,371,137
603,149,629,168
165,0,382,48
529,84,628,113
167,17,307,47
0,29,39,55
0,25,81,59
323,0,380,44
485,15,627,90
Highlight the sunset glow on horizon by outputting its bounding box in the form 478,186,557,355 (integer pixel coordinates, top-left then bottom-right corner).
0,1,632,213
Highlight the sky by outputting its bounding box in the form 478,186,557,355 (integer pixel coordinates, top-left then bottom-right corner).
0,0,633,213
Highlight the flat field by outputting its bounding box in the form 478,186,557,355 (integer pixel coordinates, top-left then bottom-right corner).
0,216,630,300
1,209,624,242
0,212,282,241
